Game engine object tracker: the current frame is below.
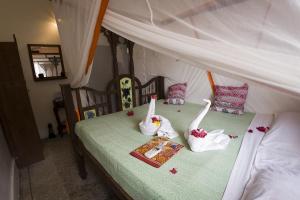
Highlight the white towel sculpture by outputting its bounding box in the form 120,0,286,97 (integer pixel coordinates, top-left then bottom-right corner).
185,99,230,152
139,96,178,139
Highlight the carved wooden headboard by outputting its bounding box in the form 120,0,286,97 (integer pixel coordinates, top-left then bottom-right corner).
60,75,164,136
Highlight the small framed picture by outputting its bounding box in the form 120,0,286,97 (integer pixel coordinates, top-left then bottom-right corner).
83,109,96,120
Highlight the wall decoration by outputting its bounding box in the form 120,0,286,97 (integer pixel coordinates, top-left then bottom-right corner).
83,109,97,120
120,77,133,110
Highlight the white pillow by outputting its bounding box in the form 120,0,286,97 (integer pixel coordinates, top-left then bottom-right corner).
242,170,300,200
242,112,300,200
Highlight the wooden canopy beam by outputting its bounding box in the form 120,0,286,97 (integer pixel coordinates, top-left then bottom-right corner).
103,30,120,78
126,40,135,76
85,0,110,74
207,71,216,96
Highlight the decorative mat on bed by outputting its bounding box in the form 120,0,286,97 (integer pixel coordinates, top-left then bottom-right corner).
130,137,184,168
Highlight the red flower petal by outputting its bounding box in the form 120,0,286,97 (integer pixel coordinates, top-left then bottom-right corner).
199,131,207,138
256,126,267,133
127,111,134,116
151,117,160,123
170,168,177,174
191,129,207,138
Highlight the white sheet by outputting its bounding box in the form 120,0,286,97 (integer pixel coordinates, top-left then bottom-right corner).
104,0,300,96
223,113,274,200
241,112,300,200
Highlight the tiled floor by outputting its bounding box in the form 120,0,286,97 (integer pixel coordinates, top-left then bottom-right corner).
20,136,117,200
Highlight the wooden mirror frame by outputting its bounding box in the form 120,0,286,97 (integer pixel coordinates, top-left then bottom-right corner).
27,44,67,81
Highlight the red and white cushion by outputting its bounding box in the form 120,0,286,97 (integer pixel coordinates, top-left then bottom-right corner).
213,84,248,114
167,83,187,105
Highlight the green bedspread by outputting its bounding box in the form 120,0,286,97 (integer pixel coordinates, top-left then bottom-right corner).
76,101,254,200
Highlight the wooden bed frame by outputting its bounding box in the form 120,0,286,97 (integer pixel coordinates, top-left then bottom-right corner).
61,75,165,200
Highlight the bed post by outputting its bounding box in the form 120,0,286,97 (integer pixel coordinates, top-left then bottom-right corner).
60,84,87,179
157,76,165,99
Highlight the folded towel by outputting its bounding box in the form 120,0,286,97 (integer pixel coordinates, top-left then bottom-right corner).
185,99,230,152
139,96,178,139
156,116,178,139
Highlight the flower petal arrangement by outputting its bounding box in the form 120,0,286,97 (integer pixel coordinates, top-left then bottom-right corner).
256,126,270,133
191,129,207,138
151,116,161,126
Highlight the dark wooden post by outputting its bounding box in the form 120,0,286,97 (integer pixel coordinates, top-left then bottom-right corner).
126,40,135,76
104,30,121,111
104,30,119,78
125,40,136,108
60,84,77,136
157,76,165,99
60,84,87,179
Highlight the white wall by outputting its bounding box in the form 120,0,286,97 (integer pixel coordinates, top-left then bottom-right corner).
88,45,113,91
89,35,130,91
0,0,69,138
134,44,300,114
0,124,18,200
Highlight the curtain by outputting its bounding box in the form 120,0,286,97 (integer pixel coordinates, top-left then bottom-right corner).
52,0,101,87
103,0,300,97
133,44,300,114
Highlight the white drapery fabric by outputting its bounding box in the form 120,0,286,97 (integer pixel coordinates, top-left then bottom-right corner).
103,0,300,96
133,44,300,114
52,0,101,87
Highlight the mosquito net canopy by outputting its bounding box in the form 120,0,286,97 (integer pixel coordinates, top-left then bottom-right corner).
102,0,300,96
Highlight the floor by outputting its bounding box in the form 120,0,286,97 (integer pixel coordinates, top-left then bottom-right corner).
20,136,117,200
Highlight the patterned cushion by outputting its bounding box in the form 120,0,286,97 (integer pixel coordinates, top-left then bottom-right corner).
213,84,248,115
167,83,187,105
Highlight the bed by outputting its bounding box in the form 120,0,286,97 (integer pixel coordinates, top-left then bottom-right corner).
241,112,300,200
61,75,275,200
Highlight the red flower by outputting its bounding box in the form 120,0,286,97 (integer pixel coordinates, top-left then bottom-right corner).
256,126,269,133
248,129,253,133
127,111,134,116
191,129,207,138
170,168,177,174
151,117,160,123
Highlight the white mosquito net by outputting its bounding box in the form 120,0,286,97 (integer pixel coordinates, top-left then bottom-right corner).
103,0,300,96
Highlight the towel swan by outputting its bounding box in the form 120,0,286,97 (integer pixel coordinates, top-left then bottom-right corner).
185,99,230,152
139,96,178,139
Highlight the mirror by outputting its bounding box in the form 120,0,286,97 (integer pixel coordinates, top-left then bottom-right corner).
27,44,67,81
